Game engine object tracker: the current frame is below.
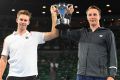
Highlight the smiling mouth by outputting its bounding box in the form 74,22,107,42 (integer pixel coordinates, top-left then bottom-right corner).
20,23,26,26
90,20,96,22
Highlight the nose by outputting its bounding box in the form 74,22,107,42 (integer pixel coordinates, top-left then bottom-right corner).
20,21,26,24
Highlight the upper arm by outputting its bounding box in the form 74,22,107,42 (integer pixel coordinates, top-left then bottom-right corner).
0,39,8,64
44,31,59,41
44,32,51,41
44,32,54,41
1,38,9,56
61,29,81,42
106,31,116,52
32,32,45,44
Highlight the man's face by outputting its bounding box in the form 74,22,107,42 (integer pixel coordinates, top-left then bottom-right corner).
16,14,30,30
86,9,101,25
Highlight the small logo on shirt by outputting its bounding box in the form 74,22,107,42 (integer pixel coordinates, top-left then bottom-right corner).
99,35,103,37
25,36,29,39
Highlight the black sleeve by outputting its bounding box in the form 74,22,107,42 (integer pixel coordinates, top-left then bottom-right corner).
106,30,117,77
60,29,81,42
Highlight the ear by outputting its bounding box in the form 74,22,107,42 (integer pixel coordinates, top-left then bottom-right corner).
27,20,30,25
99,14,101,20
16,18,18,23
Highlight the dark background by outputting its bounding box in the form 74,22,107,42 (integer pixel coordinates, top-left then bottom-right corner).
0,0,120,80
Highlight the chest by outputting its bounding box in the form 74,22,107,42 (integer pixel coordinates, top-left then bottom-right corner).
9,36,37,50
80,31,106,45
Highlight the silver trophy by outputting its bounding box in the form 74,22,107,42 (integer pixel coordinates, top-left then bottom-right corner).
54,3,73,29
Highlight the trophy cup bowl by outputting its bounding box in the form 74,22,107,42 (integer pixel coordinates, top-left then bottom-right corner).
54,3,73,30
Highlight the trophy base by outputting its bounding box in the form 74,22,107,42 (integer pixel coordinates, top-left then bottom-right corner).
55,24,70,30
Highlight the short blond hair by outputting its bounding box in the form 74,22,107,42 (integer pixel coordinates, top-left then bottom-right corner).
86,5,101,16
17,10,32,19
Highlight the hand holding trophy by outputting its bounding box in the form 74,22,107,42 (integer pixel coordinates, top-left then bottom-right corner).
53,3,74,29
50,5,58,16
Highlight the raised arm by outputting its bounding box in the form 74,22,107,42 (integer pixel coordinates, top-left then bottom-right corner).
44,5,59,41
67,4,74,14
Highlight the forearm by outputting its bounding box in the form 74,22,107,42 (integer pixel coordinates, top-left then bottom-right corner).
44,5,59,41
109,48,117,77
0,59,2,80
0,56,7,78
51,14,59,37
44,14,59,41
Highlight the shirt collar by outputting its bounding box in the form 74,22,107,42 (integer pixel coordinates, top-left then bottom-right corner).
13,30,30,36
88,27,103,32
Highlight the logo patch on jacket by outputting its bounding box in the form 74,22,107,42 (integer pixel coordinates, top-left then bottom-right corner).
99,35,103,37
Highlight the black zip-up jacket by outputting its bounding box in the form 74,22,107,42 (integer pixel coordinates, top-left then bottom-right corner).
61,27,117,77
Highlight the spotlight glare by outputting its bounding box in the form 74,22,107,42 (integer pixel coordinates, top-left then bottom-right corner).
108,10,112,13
76,11,79,14
42,6,46,9
11,9,15,12
42,11,46,14
74,6,78,8
106,4,110,7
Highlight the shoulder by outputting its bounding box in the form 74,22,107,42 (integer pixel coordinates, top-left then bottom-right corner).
99,27,113,33
5,33,14,41
3,33,14,44
30,31,44,34
30,31,44,37
100,27,111,31
100,27,115,38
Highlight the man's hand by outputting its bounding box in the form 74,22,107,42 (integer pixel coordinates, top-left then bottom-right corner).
50,5,58,16
67,4,74,14
107,76,114,80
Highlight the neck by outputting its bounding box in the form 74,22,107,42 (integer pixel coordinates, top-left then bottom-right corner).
16,29,27,35
90,24,100,32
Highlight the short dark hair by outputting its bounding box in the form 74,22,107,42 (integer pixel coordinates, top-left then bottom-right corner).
86,5,101,16
17,10,32,19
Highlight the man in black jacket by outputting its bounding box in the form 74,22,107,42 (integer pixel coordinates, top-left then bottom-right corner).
61,5,117,80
